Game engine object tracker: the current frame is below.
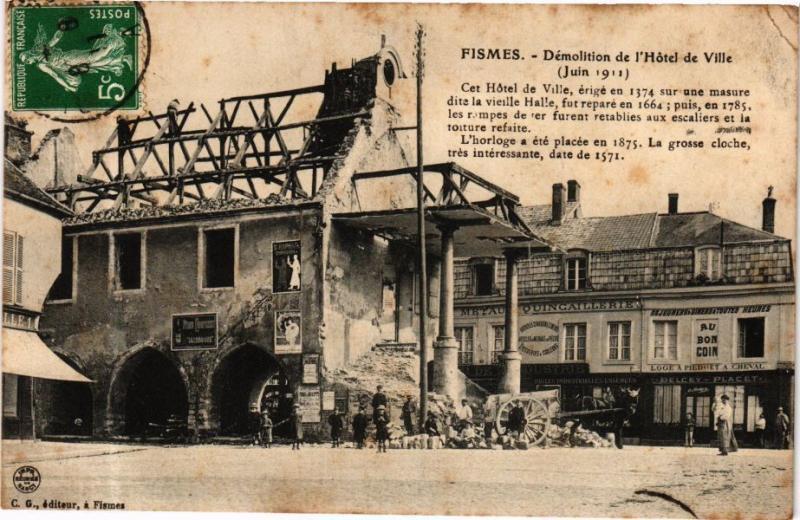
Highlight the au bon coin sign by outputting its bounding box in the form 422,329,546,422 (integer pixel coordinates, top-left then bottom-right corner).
172,313,218,351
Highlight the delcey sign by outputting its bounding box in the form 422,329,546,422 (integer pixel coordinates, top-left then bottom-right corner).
694,319,719,358
172,313,218,351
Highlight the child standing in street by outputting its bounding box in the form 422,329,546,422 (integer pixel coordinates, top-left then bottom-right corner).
375,404,389,453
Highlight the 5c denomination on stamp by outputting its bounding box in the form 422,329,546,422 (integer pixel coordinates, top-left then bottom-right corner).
10,4,140,112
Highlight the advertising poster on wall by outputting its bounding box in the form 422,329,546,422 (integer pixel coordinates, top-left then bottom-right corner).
274,310,301,354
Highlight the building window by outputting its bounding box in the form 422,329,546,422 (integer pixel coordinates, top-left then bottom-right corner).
3,231,23,305
607,321,631,361
112,232,144,291
201,227,236,289
473,263,494,296
686,395,711,428
737,318,765,358
653,384,681,424
564,255,588,290
695,246,722,280
563,323,586,361
654,320,678,360
715,385,745,425
48,235,76,302
3,374,18,418
491,325,505,364
455,327,474,365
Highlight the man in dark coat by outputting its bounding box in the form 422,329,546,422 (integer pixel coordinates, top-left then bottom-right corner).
291,403,304,450
328,409,344,448
402,395,416,435
372,385,388,423
776,406,791,449
352,406,368,449
507,402,527,438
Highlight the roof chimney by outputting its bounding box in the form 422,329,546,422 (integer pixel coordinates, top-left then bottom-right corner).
668,193,679,215
552,183,566,224
567,180,581,203
762,186,776,233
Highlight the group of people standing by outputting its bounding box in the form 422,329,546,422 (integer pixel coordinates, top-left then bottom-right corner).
694,395,792,455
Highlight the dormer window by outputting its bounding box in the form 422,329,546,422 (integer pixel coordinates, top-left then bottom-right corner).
695,246,722,281
470,258,497,296
564,252,589,290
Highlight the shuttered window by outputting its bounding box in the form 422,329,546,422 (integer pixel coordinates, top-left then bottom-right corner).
3,232,23,305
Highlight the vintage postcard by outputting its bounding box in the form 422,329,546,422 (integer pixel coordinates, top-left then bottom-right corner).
1,2,796,519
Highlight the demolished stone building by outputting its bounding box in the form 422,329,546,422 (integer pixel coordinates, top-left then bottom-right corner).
34,46,543,440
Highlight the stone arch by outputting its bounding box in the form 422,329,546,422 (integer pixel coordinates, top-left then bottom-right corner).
208,342,291,437
106,344,190,438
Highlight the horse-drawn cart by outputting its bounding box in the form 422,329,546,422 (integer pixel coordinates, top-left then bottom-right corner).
485,388,639,447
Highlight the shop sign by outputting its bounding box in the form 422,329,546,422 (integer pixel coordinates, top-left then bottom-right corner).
694,319,719,358
519,321,559,359
686,386,712,395
652,374,769,385
651,305,771,317
298,386,321,423
275,310,301,354
303,354,319,384
522,363,589,376
171,313,217,351
647,361,769,373
457,298,640,317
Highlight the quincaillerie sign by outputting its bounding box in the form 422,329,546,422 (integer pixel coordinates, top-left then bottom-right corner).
171,313,218,351
458,298,640,317
519,320,559,359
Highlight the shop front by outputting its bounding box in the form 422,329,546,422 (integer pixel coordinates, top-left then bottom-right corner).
639,371,786,446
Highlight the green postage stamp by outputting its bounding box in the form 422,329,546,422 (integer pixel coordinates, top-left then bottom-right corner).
10,4,140,111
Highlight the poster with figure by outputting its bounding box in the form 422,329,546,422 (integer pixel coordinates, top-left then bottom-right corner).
273,240,301,293
274,310,302,354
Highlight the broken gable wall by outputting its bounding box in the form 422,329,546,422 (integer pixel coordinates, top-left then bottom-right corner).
317,98,418,370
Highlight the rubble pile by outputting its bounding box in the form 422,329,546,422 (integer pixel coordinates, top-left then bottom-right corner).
546,421,614,448
328,348,419,419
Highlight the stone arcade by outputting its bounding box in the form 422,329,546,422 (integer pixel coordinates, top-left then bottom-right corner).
32,46,546,440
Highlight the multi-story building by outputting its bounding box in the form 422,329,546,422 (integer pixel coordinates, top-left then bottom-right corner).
3,114,91,439
36,46,536,440
457,181,794,445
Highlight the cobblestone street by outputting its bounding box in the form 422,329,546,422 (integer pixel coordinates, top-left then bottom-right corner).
2,441,793,518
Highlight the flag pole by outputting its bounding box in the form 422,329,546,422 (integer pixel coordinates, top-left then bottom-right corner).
415,24,428,427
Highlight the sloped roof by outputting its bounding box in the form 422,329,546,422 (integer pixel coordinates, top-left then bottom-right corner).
4,159,72,217
518,203,785,253
525,209,658,252
653,212,783,247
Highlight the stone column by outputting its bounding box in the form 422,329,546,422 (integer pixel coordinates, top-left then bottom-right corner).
499,250,521,394
433,225,460,399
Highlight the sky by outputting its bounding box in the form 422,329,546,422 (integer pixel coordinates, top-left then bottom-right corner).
13,3,798,238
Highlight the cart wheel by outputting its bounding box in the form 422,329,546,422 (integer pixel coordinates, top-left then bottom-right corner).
495,397,551,446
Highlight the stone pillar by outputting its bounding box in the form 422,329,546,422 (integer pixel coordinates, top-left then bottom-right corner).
433,225,460,399
499,250,521,394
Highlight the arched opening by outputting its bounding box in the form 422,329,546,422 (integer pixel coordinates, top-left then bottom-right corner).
109,347,188,438
211,344,291,437
39,354,93,436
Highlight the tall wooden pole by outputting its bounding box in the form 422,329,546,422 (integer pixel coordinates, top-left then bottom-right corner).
415,24,428,427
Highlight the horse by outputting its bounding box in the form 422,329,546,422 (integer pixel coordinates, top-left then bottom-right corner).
573,387,640,449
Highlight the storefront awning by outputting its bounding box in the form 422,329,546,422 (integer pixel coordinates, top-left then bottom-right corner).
2,328,92,382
